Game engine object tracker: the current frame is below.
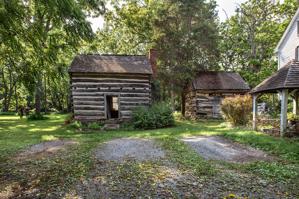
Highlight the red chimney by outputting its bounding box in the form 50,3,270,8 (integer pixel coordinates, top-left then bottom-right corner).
149,49,158,78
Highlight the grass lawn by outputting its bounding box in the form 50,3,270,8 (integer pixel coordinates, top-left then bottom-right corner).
0,114,298,198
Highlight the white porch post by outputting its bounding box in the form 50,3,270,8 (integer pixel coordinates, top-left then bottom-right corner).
280,89,288,136
293,92,298,115
253,94,258,131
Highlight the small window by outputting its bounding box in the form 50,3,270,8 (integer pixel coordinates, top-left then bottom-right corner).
297,21,299,35
296,46,299,61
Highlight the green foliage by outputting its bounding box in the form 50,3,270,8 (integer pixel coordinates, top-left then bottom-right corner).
154,0,219,102
0,112,17,116
244,162,298,181
132,103,174,129
288,113,299,122
219,0,298,87
221,95,252,126
69,120,83,129
159,137,214,176
0,0,105,114
27,113,49,121
0,114,299,196
87,122,104,130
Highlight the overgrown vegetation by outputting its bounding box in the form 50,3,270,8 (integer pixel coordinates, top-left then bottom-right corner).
221,95,252,126
0,114,298,197
159,137,214,176
27,113,49,121
132,103,174,129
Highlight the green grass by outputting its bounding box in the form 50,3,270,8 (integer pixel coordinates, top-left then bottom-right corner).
0,114,298,197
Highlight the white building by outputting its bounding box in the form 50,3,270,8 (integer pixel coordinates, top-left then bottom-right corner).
275,8,299,69
252,8,299,136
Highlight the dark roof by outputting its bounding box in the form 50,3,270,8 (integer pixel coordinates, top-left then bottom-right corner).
69,54,153,75
251,61,299,94
191,71,250,91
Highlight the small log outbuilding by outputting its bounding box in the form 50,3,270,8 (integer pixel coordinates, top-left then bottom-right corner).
185,72,250,119
69,54,154,122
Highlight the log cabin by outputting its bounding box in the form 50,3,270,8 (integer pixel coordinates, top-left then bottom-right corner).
69,54,155,123
185,71,250,119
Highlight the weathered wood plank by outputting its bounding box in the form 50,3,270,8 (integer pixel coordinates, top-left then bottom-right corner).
73,100,105,105
74,110,105,116
74,105,105,110
72,92,105,96
72,88,150,93
120,101,150,106
74,116,106,120
73,96,104,100
120,97,150,101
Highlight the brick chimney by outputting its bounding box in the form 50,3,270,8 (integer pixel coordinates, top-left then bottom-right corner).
149,49,158,78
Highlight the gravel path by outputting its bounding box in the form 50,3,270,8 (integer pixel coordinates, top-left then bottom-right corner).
181,136,270,163
94,138,165,162
66,138,295,198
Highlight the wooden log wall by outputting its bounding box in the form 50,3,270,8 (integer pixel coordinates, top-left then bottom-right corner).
185,91,239,119
71,74,151,121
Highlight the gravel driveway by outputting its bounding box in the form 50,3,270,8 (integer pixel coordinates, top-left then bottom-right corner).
94,138,166,162
181,136,270,162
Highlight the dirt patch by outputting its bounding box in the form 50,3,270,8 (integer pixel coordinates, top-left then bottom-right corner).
16,140,78,159
181,136,270,163
94,138,165,162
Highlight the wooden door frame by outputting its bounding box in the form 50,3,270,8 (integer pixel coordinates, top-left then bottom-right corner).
104,93,121,119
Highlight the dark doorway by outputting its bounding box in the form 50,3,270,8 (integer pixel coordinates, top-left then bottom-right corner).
106,95,119,119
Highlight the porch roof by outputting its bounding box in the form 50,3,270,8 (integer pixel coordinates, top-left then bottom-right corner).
250,61,299,94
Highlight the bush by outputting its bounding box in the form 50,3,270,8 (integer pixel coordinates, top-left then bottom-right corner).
64,114,74,125
221,95,252,126
87,122,104,130
69,120,83,129
287,113,299,122
132,103,174,129
27,113,49,120
0,112,17,116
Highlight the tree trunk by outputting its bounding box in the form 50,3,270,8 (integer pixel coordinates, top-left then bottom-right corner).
181,91,186,116
44,74,47,114
170,84,175,111
35,77,42,114
15,85,18,112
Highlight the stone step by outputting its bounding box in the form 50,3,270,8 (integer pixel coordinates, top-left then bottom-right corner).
103,123,120,130
105,119,120,124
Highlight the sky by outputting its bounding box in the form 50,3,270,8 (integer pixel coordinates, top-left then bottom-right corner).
89,0,248,32
217,0,247,21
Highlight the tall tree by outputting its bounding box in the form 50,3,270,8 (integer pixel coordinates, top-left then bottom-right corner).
153,0,219,114
219,0,298,87
22,0,105,114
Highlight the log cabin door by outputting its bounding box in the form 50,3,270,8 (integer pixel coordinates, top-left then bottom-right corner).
105,95,120,119
212,96,221,118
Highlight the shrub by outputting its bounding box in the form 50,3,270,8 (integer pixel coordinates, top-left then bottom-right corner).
221,95,252,126
287,113,299,122
64,114,74,125
69,120,83,129
87,122,103,130
132,102,174,129
27,113,49,120
0,112,17,116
